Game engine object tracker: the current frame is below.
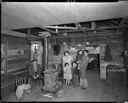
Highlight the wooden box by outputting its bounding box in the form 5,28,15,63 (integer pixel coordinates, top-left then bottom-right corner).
106,69,126,88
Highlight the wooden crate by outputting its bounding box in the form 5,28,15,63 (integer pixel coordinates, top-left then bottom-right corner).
106,69,126,88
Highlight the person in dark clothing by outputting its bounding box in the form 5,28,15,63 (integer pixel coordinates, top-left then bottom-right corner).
79,50,89,89
76,50,83,62
72,61,80,87
76,50,83,82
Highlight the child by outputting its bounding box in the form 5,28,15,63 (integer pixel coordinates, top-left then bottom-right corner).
72,61,80,87
63,62,72,86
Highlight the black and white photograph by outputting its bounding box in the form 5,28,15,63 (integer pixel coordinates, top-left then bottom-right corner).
1,1,128,102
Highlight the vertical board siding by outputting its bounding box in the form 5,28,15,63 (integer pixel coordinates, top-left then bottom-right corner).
1,34,31,99
1,34,31,73
3,34,31,73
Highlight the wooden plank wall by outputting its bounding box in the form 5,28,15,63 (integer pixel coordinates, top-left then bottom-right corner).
2,34,31,74
123,29,128,89
1,34,31,99
48,34,123,66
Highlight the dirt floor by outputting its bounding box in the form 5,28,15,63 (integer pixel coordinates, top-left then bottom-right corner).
2,70,128,102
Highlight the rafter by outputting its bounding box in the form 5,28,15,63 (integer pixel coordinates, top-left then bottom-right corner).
50,32,122,38
109,20,118,26
91,21,96,30
111,20,119,25
115,17,128,33
58,25,127,34
75,22,87,35
45,25,77,30
40,26,58,35
1,30,26,38
102,21,112,26
119,17,128,26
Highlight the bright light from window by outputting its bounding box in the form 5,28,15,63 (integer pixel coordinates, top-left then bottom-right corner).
86,42,89,45
71,47,75,51
78,44,81,46
63,42,66,45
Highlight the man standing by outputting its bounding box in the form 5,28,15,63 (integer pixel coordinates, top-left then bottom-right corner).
79,50,89,89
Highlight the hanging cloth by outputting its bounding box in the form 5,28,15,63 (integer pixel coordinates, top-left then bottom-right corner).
104,44,112,62
53,45,61,56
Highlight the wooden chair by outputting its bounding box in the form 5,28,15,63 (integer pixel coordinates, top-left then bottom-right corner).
15,77,26,87
15,76,31,101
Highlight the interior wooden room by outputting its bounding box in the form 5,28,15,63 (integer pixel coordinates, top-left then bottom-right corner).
1,1,128,102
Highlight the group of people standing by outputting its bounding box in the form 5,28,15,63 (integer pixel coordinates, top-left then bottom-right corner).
62,49,89,89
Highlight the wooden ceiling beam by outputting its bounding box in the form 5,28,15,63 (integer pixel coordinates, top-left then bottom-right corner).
40,27,58,35
115,17,128,33
119,17,128,26
111,20,119,25
109,20,118,26
75,22,87,35
102,21,112,26
1,30,26,38
91,21,96,30
50,32,122,38
58,25,127,34
45,25,77,30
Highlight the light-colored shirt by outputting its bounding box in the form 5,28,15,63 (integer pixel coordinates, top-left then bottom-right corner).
62,55,73,67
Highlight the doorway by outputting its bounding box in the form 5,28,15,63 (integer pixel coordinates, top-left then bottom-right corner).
31,41,43,66
86,45,100,72
29,41,44,79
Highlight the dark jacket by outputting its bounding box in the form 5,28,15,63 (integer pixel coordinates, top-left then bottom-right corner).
76,54,83,61
72,66,79,75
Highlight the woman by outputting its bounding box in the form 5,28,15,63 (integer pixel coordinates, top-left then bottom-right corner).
62,51,73,68
79,50,89,89
76,50,83,70
62,51,73,85
76,50,83,61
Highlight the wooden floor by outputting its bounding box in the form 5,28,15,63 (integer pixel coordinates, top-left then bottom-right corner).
2,70,128,102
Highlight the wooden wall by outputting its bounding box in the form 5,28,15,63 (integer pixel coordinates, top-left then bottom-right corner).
123,29,128,88
123,29,128,66
47,33,123,69
1,34,31,74
1,34,31,99
48,36,86,66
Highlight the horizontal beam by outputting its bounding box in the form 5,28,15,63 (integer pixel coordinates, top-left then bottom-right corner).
119,17,128,26
40,27,58,35
75,23,87,34
50,32,122,38
58,25,127,34
1,30,26,38
45,25,77,30
115,17,128,33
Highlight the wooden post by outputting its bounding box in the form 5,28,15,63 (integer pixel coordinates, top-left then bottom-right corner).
44,37,48,70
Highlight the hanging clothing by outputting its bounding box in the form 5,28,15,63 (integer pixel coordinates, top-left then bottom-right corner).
104,44,112,62
53,45,61,56
37,44,43,66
